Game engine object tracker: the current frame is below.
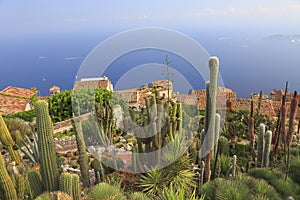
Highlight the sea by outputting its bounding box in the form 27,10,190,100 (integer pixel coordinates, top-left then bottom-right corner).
1,29,300,98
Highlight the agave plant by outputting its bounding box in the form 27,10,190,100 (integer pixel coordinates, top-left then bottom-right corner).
139,134,196,196
87,182,126,200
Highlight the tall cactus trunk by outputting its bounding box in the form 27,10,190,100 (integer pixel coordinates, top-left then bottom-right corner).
35,101,59,192
0,153,18,200
249,101,255,153
285,91,298,181
74,119,90,187
263,130,272,168
204,57,219,182
0,115,22,165
257,123,265,168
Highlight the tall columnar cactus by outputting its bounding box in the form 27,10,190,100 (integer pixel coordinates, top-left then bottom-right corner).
27,169,43,198
35,100,59,191
203,57,219,182
287,91,298,146
16,174,25,200
263,130,272,168
257,123,265,168
73,117,90,187
0,153,18,200
231,155,237,177
249,101,255,153
0,115,22,165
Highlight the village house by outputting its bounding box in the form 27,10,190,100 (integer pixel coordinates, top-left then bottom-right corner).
0,86,37,115
49,85,61,96
73,76,113,91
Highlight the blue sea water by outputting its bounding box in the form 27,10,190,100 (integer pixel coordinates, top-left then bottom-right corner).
0,29,299,97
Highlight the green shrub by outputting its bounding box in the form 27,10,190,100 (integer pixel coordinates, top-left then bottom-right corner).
7,110,35,122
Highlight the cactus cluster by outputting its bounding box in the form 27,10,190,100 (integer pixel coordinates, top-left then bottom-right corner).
59,172,81,200
35,100,59,191
27,169,44,198
256,123,272,168
130,92,184,171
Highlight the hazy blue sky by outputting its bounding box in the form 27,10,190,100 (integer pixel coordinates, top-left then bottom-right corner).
1,0,300,37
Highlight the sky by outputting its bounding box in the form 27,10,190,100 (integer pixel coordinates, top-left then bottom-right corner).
1,0,300,37
0,1,300,97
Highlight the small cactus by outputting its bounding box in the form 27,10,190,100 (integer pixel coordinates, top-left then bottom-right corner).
231,155,237,177
263,131,272,168
27,169,44,198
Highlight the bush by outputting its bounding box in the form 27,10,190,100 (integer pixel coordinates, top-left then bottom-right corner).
248,168,300,199
7,110,35,122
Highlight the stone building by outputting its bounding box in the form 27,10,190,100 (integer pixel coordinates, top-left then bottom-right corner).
73,76,113,91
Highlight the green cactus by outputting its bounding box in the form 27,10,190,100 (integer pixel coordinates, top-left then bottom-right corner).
0,153,18,200
27,169,44,198
263,130,272,168
91,158,104,184
59,172,81,200
72,173,81,200
59,172,73,196
35,100,59,191
0,115,22,165
16,174,25,200
257,123,265,168
73,119,90,187
231,155,237,177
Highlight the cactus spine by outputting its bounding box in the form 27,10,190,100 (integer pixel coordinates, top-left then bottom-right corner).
35,100,59,191
257,123,265,168
263,130,272,168
0,153,18,200
0,115,22,165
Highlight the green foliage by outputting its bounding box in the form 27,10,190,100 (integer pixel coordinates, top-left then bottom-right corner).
215,179,251,200
218,136,230,156
87,182,126,200
139,134,196,196
129,192,151,200
202,175,281,200
34,192,53,200
48,90,72,122
218,154,232,177
161,185,198,200
248,168,300,199
59,172,80,200
7,109,35,122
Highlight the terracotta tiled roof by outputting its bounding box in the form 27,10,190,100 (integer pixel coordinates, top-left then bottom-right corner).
231,98,276,116
0,93,30,114
1,86,36,99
